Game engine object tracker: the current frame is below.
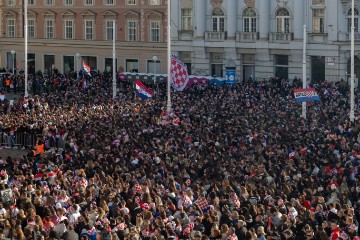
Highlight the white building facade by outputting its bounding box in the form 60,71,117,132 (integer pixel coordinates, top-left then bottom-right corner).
171,0,360,83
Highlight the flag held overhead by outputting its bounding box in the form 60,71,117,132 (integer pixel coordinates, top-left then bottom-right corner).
135,80,153,100
293,88,320,103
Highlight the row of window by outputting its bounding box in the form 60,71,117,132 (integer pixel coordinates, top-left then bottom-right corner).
7,0,160,6
6,19,161,42
181,7,360,34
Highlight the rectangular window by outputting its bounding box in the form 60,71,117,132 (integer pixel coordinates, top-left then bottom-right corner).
212,17,225,32
106,20,114,40
63,56,74,75
105,58,117,73
46,19,54,38
7,0,15,6
275,55,289,80
181,9,192,31
211,64,223,77
28,0,34,4
128,21,137,41
85,0,93,5
105,0,114,4
127,0,136,5
149,0,160,5
348,17,359,32
45,0,53,5
7,19,15,38
126,59,139,72
85,20,93,40
147,59,161,74
244,17,256,32
28,19,35,38
44,55,55,76
65,20,73,39
64,0,73,5
150,21,160,42
313,9,324,33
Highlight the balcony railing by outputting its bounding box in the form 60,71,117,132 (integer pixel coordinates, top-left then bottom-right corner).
236,32,259,42
178,30,194,41
205,31,227,41
269,32,294,42
345,32,360,41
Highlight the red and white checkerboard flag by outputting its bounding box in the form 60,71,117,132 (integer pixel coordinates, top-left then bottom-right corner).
170,55,189,91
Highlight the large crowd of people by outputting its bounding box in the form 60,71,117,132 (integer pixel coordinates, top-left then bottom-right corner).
0,71,360,240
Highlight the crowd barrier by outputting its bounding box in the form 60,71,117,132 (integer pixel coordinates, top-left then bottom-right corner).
0,132,37,148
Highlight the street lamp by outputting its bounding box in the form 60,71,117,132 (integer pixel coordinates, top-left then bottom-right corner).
10,50,15,75
153,55,158,79
76,53,81,79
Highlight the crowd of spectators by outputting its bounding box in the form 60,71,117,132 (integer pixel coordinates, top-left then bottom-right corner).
0,71,360,240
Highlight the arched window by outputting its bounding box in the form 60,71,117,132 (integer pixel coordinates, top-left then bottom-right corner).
212,8,225,32
347,8,359,32
243,8,256,32
276,8,290,33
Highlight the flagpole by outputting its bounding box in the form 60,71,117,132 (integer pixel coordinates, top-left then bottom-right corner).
112,19,116,99
24,0,28,97
350,0,355,122
302,25,307,119
166,0,172,113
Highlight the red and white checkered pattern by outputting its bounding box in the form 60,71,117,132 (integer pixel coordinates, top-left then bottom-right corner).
171,55,189,91
196,197,208,210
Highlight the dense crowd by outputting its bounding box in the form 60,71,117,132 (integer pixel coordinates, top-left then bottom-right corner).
0,71,360,240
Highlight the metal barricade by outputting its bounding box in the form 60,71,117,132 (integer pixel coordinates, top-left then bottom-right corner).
0,132,36,148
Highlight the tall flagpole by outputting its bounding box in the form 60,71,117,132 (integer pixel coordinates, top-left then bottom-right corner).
24,0,28,97
350,0,355,122
166,0,172,113
302,25,307,119
112,20,116,99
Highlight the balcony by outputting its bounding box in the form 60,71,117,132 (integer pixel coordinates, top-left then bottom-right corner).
178,30,194,41
269,32,294,42
344,32,360,41
236,32,259,42
205,31,227,41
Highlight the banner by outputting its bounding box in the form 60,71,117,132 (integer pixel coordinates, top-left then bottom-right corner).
170,55,189,91
226,69,236,85
82,60,92,77
293,88,320,103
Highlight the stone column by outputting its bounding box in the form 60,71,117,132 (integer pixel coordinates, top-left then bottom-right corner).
258,0,270,39
194,0,206,38
226,0,237,39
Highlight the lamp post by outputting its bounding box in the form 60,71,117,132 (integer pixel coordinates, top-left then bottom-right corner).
153,56,158,95
10,50,15,75
350,0,355,122
76,53,81,79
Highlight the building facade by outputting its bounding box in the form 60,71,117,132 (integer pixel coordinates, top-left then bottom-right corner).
171,0,360,83
0,0,168,76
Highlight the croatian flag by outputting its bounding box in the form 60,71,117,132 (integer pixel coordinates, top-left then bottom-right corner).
135,80,153,100
82,60,91,77
170,55,189,91
293,88,320,103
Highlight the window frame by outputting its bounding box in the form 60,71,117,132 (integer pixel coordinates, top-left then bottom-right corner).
150,21,160,42
64,0,73,5
45,0,53,5
65,19,74,39
243,8,257,33
7,0,15,6
45,19,54,38
127,0,136,5
211,8,225,32
7,19,15,38
149,0,160,5
85,0,94,5
181,8,192,31
106,20,114,40
312,8,325,33
85,20,94,40
28,0,35,5
28,19,36,38
276,8,290,33
347,8,359,33
128,20,137,41
105,0,115,4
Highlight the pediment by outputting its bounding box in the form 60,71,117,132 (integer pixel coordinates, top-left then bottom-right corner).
60,10,76,17
42,10,56,17
4,10,17,17
81,10,96,16
124,10,140,18
102,10,117,17
145,10,163,19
